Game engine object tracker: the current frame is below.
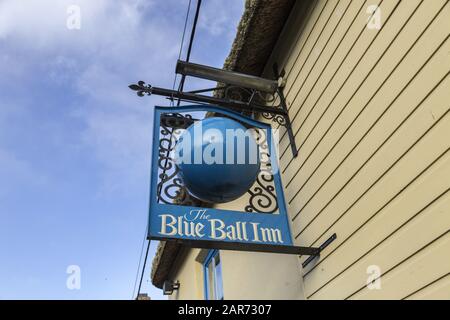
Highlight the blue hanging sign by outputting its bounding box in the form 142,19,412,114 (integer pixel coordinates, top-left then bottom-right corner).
147,105,303,255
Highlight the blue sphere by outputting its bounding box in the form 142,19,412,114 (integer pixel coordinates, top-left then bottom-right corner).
174,117,260,203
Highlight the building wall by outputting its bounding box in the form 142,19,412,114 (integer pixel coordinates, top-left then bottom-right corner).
168,247,305,300
263,0,450,300
214,192,306,300
168,194,306,300
168,248,205,300
220,250,305,300
166,0,450,300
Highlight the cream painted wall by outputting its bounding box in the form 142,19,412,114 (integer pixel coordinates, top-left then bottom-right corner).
168,248,204,300
214,187,306,300
168,186,306,300
220,250,305,300
169,248,306,300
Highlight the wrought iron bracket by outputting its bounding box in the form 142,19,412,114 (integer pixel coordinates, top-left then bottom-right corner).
129,63,299,158
301,233,337,269
273,63,298,158
160,113,196,129
129,81,287,116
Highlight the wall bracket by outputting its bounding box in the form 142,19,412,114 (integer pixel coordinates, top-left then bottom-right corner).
302,233,337,269
129,60,299,158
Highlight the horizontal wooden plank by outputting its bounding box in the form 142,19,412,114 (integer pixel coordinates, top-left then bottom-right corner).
282,0,352,100
292,38,450,239
285,0,449,213
279,0,385,152
298,77,450,268
349,233,450,300
276,0,368,135
257,0,450,301
296,110,450,258
308,200,450,299
405,274,450,300
264,0,319,79
303,150,450,296
266,0,324,116
280,0,404,185
279,0,409,162
281,0,329,88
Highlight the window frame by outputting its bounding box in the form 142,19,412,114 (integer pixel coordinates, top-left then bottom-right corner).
203,249,224,300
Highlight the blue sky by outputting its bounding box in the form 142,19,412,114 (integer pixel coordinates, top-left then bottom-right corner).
0,0,244,299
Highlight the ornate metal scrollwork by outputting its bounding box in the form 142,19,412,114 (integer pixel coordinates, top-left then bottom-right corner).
129,61,298,158
161,113,195,129
129,81,153,97
261,111,287,127
222,85,288,128
156,115,201,207
223,86,253,102
245,128,278,214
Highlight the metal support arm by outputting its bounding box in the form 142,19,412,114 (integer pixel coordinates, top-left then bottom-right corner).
129,62,300,158
302,233,337,269
129,81,287,116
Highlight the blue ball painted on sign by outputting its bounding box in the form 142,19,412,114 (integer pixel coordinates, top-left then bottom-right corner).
174,117,260,203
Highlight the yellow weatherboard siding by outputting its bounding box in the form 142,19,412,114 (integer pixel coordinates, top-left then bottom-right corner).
264,0,450,299
157,0,450,300
405,274,450,300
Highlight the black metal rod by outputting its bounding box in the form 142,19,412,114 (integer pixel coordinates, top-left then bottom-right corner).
145,86,288,116
302,233,337,269
187,86,226,94
185,0,201,64
152,236,321,256
273,63,298,158
136,239,151,299
277,87,298,158
177,0,202,106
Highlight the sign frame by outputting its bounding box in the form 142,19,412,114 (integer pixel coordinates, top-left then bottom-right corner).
147,105,319,256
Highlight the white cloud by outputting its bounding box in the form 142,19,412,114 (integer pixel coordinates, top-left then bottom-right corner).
0,0,244,198
0,0,178,192
0,0,179,66
0,0,154,45
0,0,245,300
199,0,244,37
